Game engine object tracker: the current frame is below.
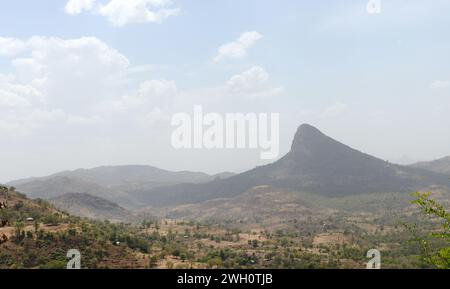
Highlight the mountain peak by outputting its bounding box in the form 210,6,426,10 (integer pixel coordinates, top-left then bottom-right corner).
297,123,321,133
295,123,324,137
128,124,450,206
291,124,329,152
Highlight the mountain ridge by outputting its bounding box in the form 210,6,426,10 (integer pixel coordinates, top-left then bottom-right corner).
410,156,450,175
132,124,450,207
8,165,235,209
7,124,450,212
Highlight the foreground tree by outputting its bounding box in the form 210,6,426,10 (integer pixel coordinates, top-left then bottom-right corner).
410,192,450,269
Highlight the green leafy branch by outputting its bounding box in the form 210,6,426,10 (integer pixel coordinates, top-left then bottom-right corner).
409,192,450,269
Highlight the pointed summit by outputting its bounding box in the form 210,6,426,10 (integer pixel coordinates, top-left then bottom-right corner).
296,123,324,137
291,124,331,152
292,123,324,144
273,124,449,196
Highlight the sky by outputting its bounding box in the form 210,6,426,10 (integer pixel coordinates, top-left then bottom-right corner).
1,0,450,182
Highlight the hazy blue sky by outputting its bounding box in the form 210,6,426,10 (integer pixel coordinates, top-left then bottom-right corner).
1,0,450,182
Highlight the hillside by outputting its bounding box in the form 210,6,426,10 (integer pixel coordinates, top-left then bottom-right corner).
9,165,234,209
410,156,450,175
1,184,447,269
166,185,325,224
49,193,135,223
0,185,153,269
9,175,133,206
132,124,450,207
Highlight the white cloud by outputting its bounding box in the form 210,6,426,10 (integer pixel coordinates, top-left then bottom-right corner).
0,107,67,135
0,37,27,56
138,79,177,100
0,36,132,135
107,79,177,113
214,31,263,62
137,107,171,128
431,80,450,89
66,114,104,125
0,89,31,108
65,0,97,15
99,0,180,26
226,66,283,98
319,102,348,119
0,35,185,137
0,74,43,109
64,0,180,26
10,36,129,113
227,66,268,93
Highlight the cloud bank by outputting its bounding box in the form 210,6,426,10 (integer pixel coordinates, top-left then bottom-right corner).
64,0,180,26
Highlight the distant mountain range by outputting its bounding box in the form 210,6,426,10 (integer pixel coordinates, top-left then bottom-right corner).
410,156,450,175
131,124,450,207
9,165,235,209
8,124,450,222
